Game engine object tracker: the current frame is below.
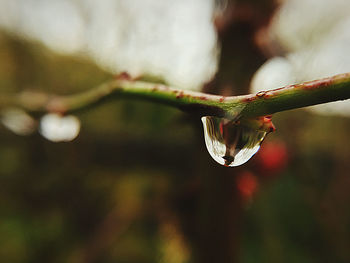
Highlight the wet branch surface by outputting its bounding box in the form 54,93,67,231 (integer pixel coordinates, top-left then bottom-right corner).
1,73,350,120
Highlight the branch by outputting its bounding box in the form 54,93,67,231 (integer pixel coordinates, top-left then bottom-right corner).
1,73,350,120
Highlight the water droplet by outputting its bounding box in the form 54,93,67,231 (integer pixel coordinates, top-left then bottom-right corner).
39,113,80,142
201,116,267,167
1,108,37,135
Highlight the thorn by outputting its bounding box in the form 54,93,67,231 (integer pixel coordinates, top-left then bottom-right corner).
115,72,132,80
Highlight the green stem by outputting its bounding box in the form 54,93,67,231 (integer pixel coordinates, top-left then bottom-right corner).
1,73,350,120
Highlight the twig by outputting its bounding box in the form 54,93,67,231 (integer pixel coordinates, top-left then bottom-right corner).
1,73,350,120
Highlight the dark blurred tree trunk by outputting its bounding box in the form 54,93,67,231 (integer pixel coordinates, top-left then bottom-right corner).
195,169,242,263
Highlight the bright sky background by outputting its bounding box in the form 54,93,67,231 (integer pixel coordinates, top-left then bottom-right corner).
251,0,350,116
0,0,219,90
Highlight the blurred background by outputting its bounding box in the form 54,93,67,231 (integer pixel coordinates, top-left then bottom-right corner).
0,0,350,262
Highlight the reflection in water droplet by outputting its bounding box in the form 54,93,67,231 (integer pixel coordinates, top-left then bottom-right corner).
1,108,37,135
201,116,267,167
39,113,80,142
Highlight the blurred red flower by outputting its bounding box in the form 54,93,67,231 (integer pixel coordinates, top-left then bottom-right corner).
256,140,288,175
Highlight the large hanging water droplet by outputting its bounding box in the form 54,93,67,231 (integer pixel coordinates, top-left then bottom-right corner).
201,116,267,167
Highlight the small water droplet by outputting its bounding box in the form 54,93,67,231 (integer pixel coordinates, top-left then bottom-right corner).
1,108,37,135
39,113,80,142
201,116,267,167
